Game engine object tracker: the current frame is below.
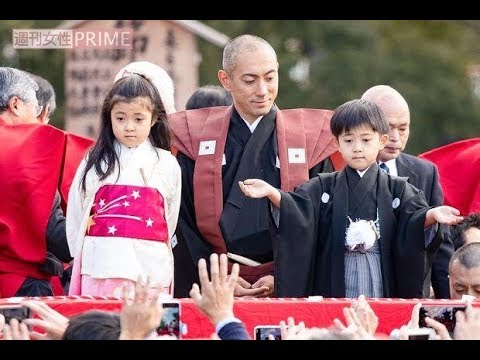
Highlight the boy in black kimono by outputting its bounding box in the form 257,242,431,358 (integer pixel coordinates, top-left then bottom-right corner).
239,99,463,299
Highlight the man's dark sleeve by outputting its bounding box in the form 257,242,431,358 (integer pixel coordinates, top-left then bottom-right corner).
174,152,214,298
46,190,72,263
217,321,251,340
430,164,454,299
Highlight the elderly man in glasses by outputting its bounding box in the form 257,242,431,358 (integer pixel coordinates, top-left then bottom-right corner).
0,67,78,298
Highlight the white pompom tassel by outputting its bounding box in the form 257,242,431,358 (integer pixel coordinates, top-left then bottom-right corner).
345,218,378,252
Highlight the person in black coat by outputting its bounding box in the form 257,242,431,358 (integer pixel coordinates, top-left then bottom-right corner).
362,85,453,298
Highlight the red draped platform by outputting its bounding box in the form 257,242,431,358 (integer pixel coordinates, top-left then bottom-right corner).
0,296,475,338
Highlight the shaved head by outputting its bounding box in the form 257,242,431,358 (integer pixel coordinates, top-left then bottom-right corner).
449,243,480,299
361,85,410,162
222,34,277,76
361,85,409,119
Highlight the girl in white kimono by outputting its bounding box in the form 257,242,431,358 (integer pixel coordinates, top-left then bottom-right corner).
67,61,181,298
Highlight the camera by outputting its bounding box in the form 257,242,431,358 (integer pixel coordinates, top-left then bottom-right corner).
254,325,282,340
418,305,466,334
0,304,32,324
156,302,181,339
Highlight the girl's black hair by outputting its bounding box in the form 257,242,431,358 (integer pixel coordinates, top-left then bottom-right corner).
330,99,390,138
80,74,171,192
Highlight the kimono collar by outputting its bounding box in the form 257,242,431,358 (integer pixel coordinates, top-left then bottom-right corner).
113,138,158,171
114,138,153,156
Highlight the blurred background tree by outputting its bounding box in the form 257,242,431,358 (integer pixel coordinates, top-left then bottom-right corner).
200,20,480,154
2,20,480,154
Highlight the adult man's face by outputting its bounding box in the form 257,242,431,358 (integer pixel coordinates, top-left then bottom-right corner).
218,46,278,123
449,260,480,299
377,108,410,162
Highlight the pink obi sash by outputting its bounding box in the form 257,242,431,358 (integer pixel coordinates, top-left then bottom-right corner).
86,184,168,242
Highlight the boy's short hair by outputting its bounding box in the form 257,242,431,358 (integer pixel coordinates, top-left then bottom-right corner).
330,99,390,138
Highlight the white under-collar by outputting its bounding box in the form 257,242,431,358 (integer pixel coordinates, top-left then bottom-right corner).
241,115,263,133
357,164,373,178
114,138,152,159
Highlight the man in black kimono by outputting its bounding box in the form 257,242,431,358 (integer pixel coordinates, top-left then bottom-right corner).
170,35,341,297
240,99,463,298
361,85,453,299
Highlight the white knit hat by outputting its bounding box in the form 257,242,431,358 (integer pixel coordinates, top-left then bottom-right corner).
114,61,176,115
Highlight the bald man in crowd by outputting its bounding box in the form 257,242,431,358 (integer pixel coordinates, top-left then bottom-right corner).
362,85,453,299
449,242,480,299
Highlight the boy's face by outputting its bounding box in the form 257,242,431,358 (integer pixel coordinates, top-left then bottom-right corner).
336,125,388,171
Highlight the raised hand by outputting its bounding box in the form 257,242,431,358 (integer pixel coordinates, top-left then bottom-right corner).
22,300,69,340
190,254,238,326
453,302,480,340
119,276,163,340
350,295,379,335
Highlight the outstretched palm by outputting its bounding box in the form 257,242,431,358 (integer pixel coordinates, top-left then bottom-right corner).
238,179,271,199
433,206,463,225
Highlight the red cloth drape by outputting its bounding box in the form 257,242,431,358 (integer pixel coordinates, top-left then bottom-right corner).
1,297,475,339
419,138,480,215
59,133,94,211
0,121,93,297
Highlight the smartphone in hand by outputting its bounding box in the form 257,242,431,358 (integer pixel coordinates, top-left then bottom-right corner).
156,302,181,339
418,305,466,334
254,325,282,340
0,304,32,324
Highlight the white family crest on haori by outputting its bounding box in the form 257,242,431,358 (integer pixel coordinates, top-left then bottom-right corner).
345,215,380,253
392,197,401,209
321,192,330,203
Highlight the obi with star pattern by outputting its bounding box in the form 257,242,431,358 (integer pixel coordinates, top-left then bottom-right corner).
87,184,168,242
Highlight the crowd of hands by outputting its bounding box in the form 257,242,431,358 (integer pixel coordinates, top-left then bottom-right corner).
1,253,479,340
